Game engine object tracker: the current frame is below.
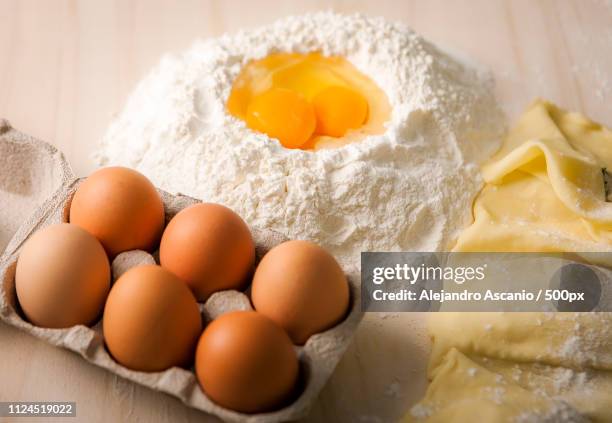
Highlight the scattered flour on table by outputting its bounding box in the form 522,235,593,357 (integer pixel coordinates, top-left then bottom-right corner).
95,12,505,269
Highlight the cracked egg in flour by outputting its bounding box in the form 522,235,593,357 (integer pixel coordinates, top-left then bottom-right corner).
227,52,390,150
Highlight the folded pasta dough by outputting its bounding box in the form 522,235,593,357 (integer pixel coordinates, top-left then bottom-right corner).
455,99,612,252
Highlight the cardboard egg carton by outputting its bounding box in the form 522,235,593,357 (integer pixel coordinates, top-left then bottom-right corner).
0,121,363,423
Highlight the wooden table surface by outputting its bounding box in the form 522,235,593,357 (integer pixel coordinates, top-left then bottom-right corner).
1,1,611,422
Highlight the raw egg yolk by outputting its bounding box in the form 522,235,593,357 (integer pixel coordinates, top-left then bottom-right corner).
246,88,316,149
313,86,368,137
228,52,390,150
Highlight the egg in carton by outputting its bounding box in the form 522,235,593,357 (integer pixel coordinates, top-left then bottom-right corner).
0,120,364,423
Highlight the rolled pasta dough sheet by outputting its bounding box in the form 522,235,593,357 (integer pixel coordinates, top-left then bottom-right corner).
406,101,612,422
402,348,588,423
469,355,612,423
428,312,612,373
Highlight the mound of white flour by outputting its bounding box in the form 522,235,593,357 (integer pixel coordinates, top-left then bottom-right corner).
96,12,504,269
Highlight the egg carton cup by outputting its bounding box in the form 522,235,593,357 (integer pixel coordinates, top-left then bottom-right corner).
0,121,363,423
0,119,74,257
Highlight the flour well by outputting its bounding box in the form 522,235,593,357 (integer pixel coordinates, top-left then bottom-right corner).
95,13,505,269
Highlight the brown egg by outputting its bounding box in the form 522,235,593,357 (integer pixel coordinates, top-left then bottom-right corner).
251,240,349,344
103,265,202,372
15,223,110,328
69,167,165,257
159,203,255,301
195,311,298,413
